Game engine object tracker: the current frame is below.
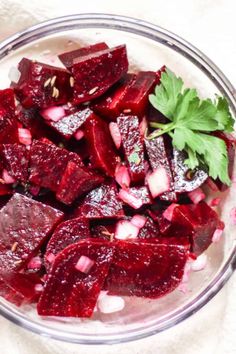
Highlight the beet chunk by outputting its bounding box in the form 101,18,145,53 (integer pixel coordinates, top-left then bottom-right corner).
77,183,124,219
105,240,187,298
29,140,82,192
56,161,104,205
37,239,114,317
72,45,128,104
117,115,145,182
138,216,160,239
13,58,72,109
1,144,29,182
0,88,16,117
83,113,119,177
0,193,63,272
119,71,156,116
0,89,18,144
58,42,109,69
145,135,177,201
45,218,91,269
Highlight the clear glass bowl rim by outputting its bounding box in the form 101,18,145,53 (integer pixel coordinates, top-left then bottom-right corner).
0,13,235,345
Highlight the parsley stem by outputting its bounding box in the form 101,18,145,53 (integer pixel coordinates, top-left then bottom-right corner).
147,122,176,139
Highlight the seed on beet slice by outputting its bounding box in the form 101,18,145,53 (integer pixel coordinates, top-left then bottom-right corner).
0,193,63,272
12,58,72,109
1,144,29,182
37,239,114,317
45,218,91,269
117,115,145,183
29,140,83,192
0,88,16,117
83,113,119,177
58,42,109,69
56,161,104,205
76,183,124,219
119,71,156,116
105,240,187,298
72,45,128,104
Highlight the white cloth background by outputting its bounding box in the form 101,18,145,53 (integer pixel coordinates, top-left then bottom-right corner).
0,0,235,353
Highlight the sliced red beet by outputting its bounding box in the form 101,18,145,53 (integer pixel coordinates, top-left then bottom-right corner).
138,216,160,239
0,88,16,117
12,58,72,109
56,161,104,205
37,239,114,317
105,240,187,298
72,45,128,104
119,71,156,116
145,135,177,201
45,218,91,268
83,113,119,177
58,42,109,69
118,186,151,209
29,140,82,192
117,115,145,183
0,193,63,272
93,74,136,120
172,149,208,193
0,89,18,144
77,183,124,219
44,108,93,140
1,144,29,182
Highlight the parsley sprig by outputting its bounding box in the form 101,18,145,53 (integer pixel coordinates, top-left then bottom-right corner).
148,68,235,185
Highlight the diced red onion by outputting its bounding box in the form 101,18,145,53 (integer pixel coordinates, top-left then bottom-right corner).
139,116,148,137
34,284,44,292
206,178,218,191
40,106,65,122
131,215,147,228
118,189,143,209
2,169,16,184
191,254,207,271
75,255,95,274
115,164,131,189
46,253,56,264
74,129,84,140
212,228,223,243
18,128,32,146
97,294,125,314
147,167,170,198
209,198,221,207
163,203,179,222
27,256,42,270
188,187,206,204
230,207,236,225
8,66,21,83
109,122,121,149
115,220,139,240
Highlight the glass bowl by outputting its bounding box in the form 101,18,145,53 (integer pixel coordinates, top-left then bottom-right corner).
0,13,235,345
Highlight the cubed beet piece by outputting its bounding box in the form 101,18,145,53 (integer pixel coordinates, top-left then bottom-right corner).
12,58,72,109
29,140,82,192
46,108,93,140
45,218,91,269
1,144,29,182
0,88,16,117
56,161,104,205
77,183,124,219
0,193,63,272
119,71,156,116
105,240,187,298
138,216,160,239
83,113,119,177
172,149,208,193
37,239,114,317
58,42,109,69
72,45,128,104
145,135,177,201
0,89,18,144
93,74,136,120
117,115,145,182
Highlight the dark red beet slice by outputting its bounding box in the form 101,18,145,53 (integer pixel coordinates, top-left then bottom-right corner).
117,115,145,182
1,144,29,182
0,272,42,306
93,74,136,120
45,218,91,268
0,89,18,144
29,140,82,192
105,240,187,298
145,135,177,201
0,184,13,196
119,71,156,116
77,183,124,219
72,45,128,104
45,108,93,140
56,161,104,205
13,58,72,109
83,113,119,177
0,193,63,271
58,42,109,69
138,216,160,239
0,88,16,117
172,149,208,193
37,239,114,317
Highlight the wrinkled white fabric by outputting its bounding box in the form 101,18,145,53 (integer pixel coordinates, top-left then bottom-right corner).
0,0,235,353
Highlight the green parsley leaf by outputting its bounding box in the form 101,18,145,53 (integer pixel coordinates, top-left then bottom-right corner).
214,96,235,132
